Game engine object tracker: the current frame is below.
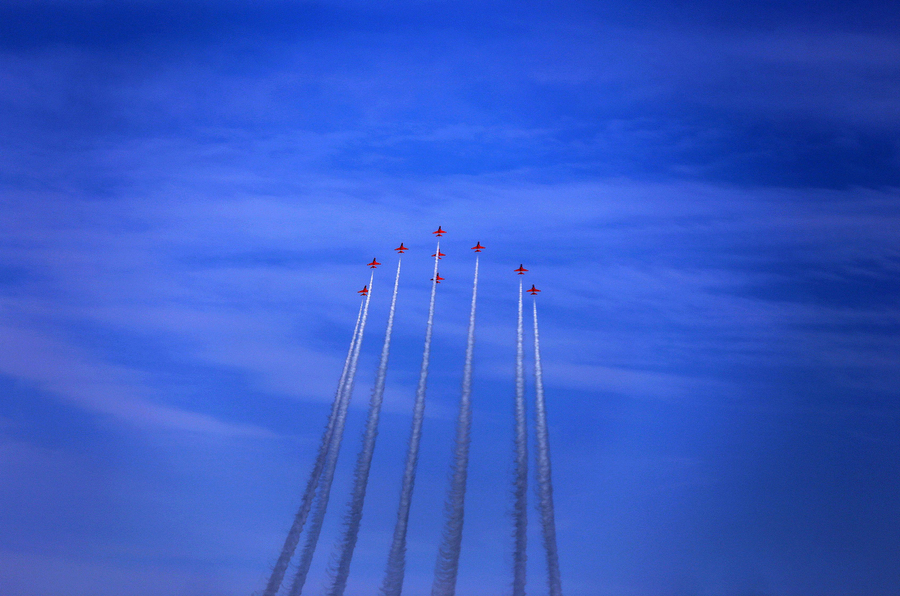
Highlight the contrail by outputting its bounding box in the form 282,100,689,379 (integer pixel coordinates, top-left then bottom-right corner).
533,300,562,596
431,256,479,596
380,242,441,596
287,271,375,596
261,299,365,596
326,259,402,596
512,279,528,596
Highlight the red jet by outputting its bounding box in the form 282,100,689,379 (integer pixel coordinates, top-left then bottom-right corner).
471,242,485,252
431,250,446,259
431,273,445,284
514,264,528,275
433,226,446,236
395,243,408,253
367,258,381,269
527,284,541,295
358,285,369,296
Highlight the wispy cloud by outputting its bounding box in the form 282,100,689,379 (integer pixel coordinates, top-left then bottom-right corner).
0,320,274,436
2,177,897,430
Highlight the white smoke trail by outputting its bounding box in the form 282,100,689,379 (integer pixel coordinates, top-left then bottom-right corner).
380,242,441,596
431,256,479,596
288,271,375,596
326,259,402,596
532,300,562,596
261,300,365,596
512,279,528,596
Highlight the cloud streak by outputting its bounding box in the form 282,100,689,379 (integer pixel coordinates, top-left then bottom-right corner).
0,321,272,436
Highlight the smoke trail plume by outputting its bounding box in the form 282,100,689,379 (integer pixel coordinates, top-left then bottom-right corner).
380,242,441,596
533,300,562,596
431,256,479,596
261,300,365,596
326,259,403,596
512,279,528,596
287,271,375,596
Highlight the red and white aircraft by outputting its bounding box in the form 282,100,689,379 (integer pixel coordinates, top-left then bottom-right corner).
433,226,446,236
358,285,369,296
514,264,528,275
367,258,381,269
527,284,541,295
431,250,446,259
394,243,408,253
431,273,445,284
471,242,485,252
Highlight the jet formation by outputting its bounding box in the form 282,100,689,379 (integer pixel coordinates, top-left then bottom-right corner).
261,226,558,596
360,229,540,289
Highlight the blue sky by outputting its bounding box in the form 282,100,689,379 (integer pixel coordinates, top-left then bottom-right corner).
1,1,899,595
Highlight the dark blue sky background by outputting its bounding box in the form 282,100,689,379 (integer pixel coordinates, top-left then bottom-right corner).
1,1,898,595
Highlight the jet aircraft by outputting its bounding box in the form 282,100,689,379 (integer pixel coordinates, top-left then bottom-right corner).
358,285,369,296
367,258,381,269
395,243,408,253
431,250,446,259
431,273,445,283
433,226,446,236
471,242,485,252
514,264,528,274
527,284,541,295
